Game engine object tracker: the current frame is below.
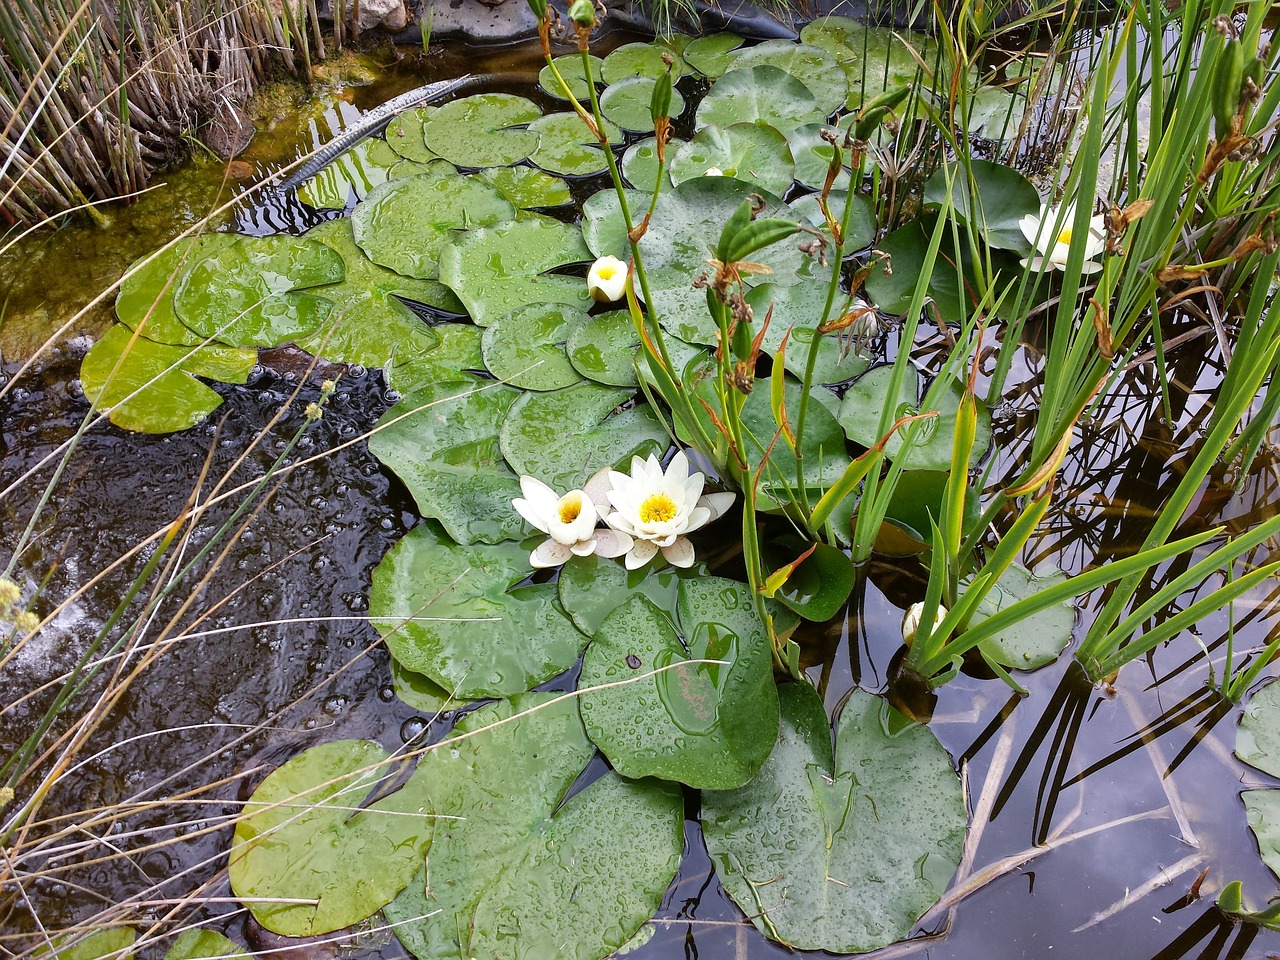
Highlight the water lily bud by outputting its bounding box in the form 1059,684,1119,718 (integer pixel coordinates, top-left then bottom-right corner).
587,255,628,302
650,69,673,125
902,601,947,646
568,0,595,27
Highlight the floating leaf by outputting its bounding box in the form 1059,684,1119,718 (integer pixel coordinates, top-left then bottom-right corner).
390,323,486,395
732,41,847,115
696,65,824,133
369,523,587,698
600,77,686,134
298,137,406,208
670,123,795,196
174,234,344,348
1237,680,1280,778
602,41,687,84
566,308,640,387
384,106,439,162
388,695,683,960
539,54,604,100
481,303,586,391
299,219,452,386
163,930,250,960
499,381,667,492
558,553,702,635
475,165,572,208
368,380,525,544
923,159,1040,252
969,564,1075,670
580,580,779,789
36,929,135,960
789,190,875,242
229,739,432,937
878,470,980,554
863,213,970,322
788,122,852,191
837,366,991,471
683,32,745,78
81,326,255,434
421,93,541,167
621,136,683,192
800,19,932,108
439,214,592,327
964,86,1027,140
1245,790,1280,883
115,234,237,347
764,538,854,622
746,282,874,385
580,187,648,260
528,112,622,177
351,173,514,280
703,684,965,953
391,659,465,714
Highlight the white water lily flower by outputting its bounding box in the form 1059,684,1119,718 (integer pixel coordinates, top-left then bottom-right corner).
902,601,948,646
513,473,633,568
586,255,628,303
1019,202,1106,275
603,451,736,570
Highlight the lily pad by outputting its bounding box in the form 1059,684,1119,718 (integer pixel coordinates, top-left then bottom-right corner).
580,187,648,260
580,580,779,789
528,112,622,177
384,107,439,162
923,159,1040,252
787,122,853,191
702,683,965,953
439,214,593,327
116,234,237,347
670,123,795,196
475,165,572,208
369,523,587,698
745,282,874,385
174,234,344,348
539,54,604,100
421,93,541,167
863,212,971,322
1237,680,1280,778
621,136,682,193
229,739,433,937
969,563,1075,670
298,137,406,208
163,930,249,960
878,469,980,554
683,32,745,78
837,365,991,471
499,381,667,492
732,41,847,116
600,77,686,134
696,65,825,133
81,326,255,434
299,219,453,385
368,380,525,544
390,323,487,395
36,929,135,960
765,539,855,622
558,553,702,635
481,303,586,391
602,41,686,84
964,86,1027,140
388,694,683,960
1244,791,1280,883
351,173,514,280
391,659,466,715
566,308,640,387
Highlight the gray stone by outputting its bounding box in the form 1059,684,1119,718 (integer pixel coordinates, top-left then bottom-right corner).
359,0,409,30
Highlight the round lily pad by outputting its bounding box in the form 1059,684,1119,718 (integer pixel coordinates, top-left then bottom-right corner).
923,159,1040,252
1244,790,1280,883
566,308,640,386
557,553,702,635
788,122,853,191
602,41,686,84
163,930,250,960
35,928,135,960
229,739,433,936
390,323,486,396
528,112,621,177
1238,680,1280,778
600,76,686,134
969,563,1075,670
539,54,604,100
474,165,572,208
696,65,825,133
702,683,965,953
298,137,405,209
421,93,541,167
621,136,682,192
384,106,439,162
580,187,648,260
116,233,237,347
732,41,848,116
670,123,795,196
481,303,586,390
745,282,874,385
683,32,745,78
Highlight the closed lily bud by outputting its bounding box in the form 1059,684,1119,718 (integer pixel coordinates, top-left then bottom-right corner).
568,0,595,26
587,255,628,302
902,601,947,646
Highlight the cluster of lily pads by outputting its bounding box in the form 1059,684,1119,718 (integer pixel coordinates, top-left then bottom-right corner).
72,21,1090,960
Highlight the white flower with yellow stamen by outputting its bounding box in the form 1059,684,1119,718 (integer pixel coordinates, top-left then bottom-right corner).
603,451,736,570
586,255,628,303
513,473,632,569
1018,202,1106,275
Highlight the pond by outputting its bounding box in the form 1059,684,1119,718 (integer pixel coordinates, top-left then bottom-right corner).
2,5,1280,960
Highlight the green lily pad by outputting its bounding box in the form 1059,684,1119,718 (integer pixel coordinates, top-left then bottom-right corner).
369,523,587,698
602,41,686,84
924,159,1040,252
481,303,586,391
163,930,249,960
670,123,795,196
1237,680,1280,777
683,32,745,78
115,234,237,347
732,41,847,116
696,65,825,133
528,112,622,177
390,323,486,395
600,76,686,134
863,212,970,322
391,659,466,714
787,122,853,191
389,157,452,179
621,136,682,192
801,19,931,109
969,564,1075,670
703,683,965,953
368,380,525,544
878,470,981,554
36,929,135,960
388,694,683,960
580,580,779,789
229,739,433,936
580,187,648,260
81,326,256,434
439,214,593,327
500,381,667,492
764,539,855,622
566,308,640,387
351,173,515,280
475,165,572,208
964,86,1027,140
1244,790,1280,883
539,54,604,100
421,93,541,167
745,282,874,385
298,137,406,208
837,365,991,471
384,107,439,162
173,234,344,348
298,219,452,385
558,553,703,635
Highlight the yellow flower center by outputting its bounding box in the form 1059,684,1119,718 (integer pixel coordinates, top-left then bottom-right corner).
639,493,678,524
1056,225,1073,245
558,494,584,524
597,264,618,280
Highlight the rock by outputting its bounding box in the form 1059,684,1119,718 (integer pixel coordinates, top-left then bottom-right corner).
203,101,255,159
358,0,408,30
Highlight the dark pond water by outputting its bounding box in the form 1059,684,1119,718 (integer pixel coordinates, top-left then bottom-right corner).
2,31,1280,960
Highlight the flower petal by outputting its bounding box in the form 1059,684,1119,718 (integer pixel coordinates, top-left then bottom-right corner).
698,491,736,521
662,536,696,568
1078,259,1104,275
583,467,614,515
512,497,551,534
625,539,659,570
531,538,574,568
682,505,712,534
570,537,599,556
593,528,634,559
519,475,560,512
